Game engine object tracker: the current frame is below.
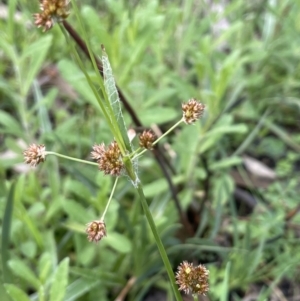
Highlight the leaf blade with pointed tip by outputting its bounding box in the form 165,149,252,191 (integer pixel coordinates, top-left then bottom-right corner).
4,284,31,301
1,182,14,283
49,257,70,301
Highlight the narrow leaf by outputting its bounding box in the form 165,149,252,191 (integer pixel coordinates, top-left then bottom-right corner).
4,284,31,301
1,183,15,283
64,278,100,301
8,259,40,289
49,258,70,301
0,110,25,138
20,35,53,96
209,156,243,171
104,232,132,253
102,47,132,152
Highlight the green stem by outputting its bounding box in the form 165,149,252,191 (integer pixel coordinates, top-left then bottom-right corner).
101,177,119,220
135,183,183,301
132,118,184,160
45,151,98,166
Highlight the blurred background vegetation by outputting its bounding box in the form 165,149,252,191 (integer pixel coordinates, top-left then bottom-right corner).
1,0,300,300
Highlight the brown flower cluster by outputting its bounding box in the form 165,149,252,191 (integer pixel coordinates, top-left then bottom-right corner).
182,99,205,124
86,220,107,242
33,0,70,32
91,141,124,176
176,261,209,296
139,130,156,150
23,144,46,167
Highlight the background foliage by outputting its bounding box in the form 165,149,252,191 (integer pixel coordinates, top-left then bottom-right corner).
1,0,300,300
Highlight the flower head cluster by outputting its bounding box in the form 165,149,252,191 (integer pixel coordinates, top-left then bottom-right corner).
91,141,124,176
176,261,209,296
139,130,156,150
23,144,46,167
86,220,107,242
182,99,205,124
33,0,70,32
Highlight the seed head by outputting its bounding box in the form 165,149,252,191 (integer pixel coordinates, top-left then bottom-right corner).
33,0,70,32
176,261,209,296
182,99,205,124
139,130,156,150
91,141,124,176
23,144,46,167
86,220,107,242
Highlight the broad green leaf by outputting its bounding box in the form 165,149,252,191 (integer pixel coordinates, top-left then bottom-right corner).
0,111,25,138
199,124,248,154
64,179,91,200
62,199,94,223
139,107,179,126
38,253,52,283
49,258,70,301
57,60,99,107
14,201,43,248
19,35,53,96
8,259,41,290
64,278,100,301
20,241,37,259
143,175,184,198
0,36,16,62
4,284,31,301
104,232,132,253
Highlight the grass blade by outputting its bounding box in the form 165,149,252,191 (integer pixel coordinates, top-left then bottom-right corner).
1,182,15,283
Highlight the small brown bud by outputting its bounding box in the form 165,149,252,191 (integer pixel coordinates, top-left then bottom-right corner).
23,144,46,167
86,220,107,242
139,130,156,150
33,0,70,32
176,261,209,296
91,141,124,176
182,99,205,124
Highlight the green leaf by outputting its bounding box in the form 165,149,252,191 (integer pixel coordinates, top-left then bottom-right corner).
139,107,179,126
4,284,31,301
1,183,15,283
264,119,300,152
49,258,70,301
104,232,132,253
62,199,94,223
64,278,100,301
220,262,231,301
19,35,53,96
38,253,52,283
209,156,243,171
8,0,17,42
0,110,25,138
102,48,132,152
199,124,248,154
8,259,41,290
57,60,99,107
0,36,16,63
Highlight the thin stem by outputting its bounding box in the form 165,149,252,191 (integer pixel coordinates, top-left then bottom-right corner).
153,118,184,146
46,151,98,166
132,118,184,160
135,183,183,301
101,177,119,220
193,294,198,301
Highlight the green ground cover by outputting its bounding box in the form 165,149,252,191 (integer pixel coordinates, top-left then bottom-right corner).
1,1,300,300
